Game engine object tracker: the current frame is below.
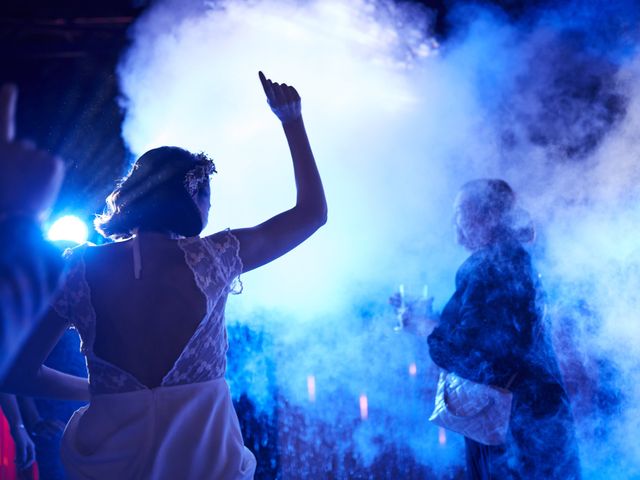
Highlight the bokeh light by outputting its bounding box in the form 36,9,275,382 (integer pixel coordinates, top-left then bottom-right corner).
47,215,89,244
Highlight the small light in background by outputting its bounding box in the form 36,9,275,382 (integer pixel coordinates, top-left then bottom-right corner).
307,375,316,403
408,362,417,376
47,215,89,244
359,394,368,421
438,427,447,445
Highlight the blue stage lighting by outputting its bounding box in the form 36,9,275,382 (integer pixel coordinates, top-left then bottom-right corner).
47,215,89,244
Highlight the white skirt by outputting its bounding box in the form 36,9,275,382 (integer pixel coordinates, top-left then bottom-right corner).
61,378,256,480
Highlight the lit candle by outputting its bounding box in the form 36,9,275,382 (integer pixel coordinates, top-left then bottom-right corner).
307,375,316,403
438,427,447,445
359,394,368,420
409,362,417,376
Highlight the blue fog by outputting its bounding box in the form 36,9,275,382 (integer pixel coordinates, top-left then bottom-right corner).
116,0,640,477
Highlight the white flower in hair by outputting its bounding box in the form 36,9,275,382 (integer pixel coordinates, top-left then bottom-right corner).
184,153,216,196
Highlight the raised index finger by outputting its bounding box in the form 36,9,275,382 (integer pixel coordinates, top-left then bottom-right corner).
0,83,17,143
258,71,273,98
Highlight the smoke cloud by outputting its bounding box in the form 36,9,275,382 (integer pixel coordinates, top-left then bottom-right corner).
117,0,640,476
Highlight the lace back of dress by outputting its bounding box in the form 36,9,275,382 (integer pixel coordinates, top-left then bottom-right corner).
51,245,95,353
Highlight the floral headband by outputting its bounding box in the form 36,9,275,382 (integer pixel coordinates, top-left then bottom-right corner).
184,153,216,197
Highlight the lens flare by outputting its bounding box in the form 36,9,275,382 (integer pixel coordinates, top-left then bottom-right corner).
47,215,89,244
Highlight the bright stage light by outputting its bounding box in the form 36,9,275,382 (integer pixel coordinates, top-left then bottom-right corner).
47,215,89,244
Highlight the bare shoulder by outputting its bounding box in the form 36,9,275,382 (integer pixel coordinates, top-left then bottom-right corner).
59,242,92,260
203,229,239,248
87,239,131,250
81,241,135,270
84,239,134,255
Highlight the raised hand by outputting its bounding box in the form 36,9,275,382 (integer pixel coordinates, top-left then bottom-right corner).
259,71,301,124
0,84,64,221
0,83,16,141
224,71,326,273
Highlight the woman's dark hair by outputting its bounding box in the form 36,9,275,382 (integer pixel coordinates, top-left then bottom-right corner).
461,178,535,244
95,146,215,240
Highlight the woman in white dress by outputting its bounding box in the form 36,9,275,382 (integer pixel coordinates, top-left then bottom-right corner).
3,72,327,479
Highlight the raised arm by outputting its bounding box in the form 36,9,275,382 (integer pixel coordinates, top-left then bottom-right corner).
229,72,327,273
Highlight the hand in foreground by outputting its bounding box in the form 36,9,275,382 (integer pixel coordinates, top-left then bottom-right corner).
32,417,65,439
389,292,438,337
12,425,36,471
0,84,64,221
259,71,301,124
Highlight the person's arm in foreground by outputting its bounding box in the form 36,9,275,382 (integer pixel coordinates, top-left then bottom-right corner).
0,84,65,378
17,396,65,440
0,393,36,471
229,72,327,273
1,308,90,402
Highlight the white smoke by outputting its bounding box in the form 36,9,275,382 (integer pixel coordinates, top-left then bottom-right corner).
118,0,640,476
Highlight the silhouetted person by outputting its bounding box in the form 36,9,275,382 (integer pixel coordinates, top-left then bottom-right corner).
0,84,65,378
4,72,326,479
428,179,580,479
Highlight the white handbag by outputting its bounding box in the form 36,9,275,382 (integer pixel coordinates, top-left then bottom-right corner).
429,371,516,446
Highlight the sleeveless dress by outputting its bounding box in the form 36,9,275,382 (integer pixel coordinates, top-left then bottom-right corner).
52,231,256,480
